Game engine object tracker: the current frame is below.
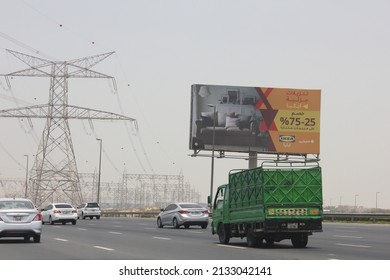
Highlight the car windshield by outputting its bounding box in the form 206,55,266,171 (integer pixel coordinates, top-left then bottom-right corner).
55,204,72,208
87,203,99,207
179,204,203,209
0,200,35,209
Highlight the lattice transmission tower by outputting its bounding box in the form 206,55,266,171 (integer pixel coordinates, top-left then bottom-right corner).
0,49,135,206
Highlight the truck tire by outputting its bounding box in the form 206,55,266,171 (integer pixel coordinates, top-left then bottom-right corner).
291,233,308,248
247,228,262,248
265,236,275,246
218,223,230,244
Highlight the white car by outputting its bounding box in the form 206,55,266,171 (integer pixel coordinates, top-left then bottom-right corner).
41,203,77,225
77,202,101,219
0,198,42,243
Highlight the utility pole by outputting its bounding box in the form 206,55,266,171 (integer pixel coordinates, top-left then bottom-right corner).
96,138,102,204
0,50,136,206
24,154,28,198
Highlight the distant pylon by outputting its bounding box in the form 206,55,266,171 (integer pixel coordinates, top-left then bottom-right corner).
0,49,136,206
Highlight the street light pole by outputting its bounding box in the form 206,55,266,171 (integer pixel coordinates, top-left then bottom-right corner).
24,154,29,198
354,194,358,209
208,104,216,209
96,138,102,204
376,192,380,210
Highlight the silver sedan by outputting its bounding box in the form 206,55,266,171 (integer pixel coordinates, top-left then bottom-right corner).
0,198,42,243
157,202,209,229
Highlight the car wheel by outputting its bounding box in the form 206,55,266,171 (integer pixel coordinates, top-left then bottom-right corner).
157,217,163,228
49,216,54,225
201,224,208,229
24,236,30,241
173,218,180,229
33,235,41,243
96,216,100,220
184,225,190,229
72,220,76,225
62,222,66,225
90,216,93,219
82,212,86,219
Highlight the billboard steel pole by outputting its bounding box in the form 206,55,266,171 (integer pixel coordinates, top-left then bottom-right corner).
208,104,216,209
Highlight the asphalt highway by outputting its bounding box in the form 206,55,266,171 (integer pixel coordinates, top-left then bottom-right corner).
1,217,389,260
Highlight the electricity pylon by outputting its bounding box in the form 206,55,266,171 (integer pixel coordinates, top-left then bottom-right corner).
0,49,135,206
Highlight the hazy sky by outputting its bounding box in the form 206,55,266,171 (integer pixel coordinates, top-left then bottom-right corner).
0,0,389,209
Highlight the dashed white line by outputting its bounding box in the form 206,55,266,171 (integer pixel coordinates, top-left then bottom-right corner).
336,243,371,248
109,231,122,235
93,246,115,251
77,228,87,231
216,244,246,250
153,236,171,240
54,238,68,242
187,230,203,234
333,235,362,239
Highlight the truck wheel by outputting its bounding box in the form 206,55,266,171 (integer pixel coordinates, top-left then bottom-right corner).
247,228,262,248
265,237,275,246
218,223,230,244
291,233,308,248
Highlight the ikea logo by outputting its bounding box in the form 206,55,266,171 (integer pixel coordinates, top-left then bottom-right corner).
279,135,295,142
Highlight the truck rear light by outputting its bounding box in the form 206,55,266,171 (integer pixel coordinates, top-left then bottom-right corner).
33,213,42,221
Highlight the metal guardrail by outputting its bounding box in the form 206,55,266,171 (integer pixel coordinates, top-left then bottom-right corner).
101,211,390,223
324,213,390,223
101,211,160,218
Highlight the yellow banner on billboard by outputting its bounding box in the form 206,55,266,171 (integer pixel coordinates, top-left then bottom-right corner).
256,87,321,154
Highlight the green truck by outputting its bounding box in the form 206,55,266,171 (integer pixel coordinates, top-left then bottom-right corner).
211,162,323,248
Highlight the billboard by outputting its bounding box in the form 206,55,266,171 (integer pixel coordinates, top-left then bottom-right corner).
189,84,321,155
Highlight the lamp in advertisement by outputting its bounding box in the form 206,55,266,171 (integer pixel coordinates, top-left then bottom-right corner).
189,84,321,155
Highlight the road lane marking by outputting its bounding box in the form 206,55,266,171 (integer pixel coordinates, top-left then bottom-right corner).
77,228,87,231
336,243,371,248
153,236,171,240
54,238,68,242
333,235,362,239
335,229,358,233
109,231,122,235
216,244,246,250
187,230,203,234
144,227,156,230
93,246,115,251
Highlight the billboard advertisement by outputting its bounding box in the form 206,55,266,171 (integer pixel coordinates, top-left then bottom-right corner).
189,84,321,155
